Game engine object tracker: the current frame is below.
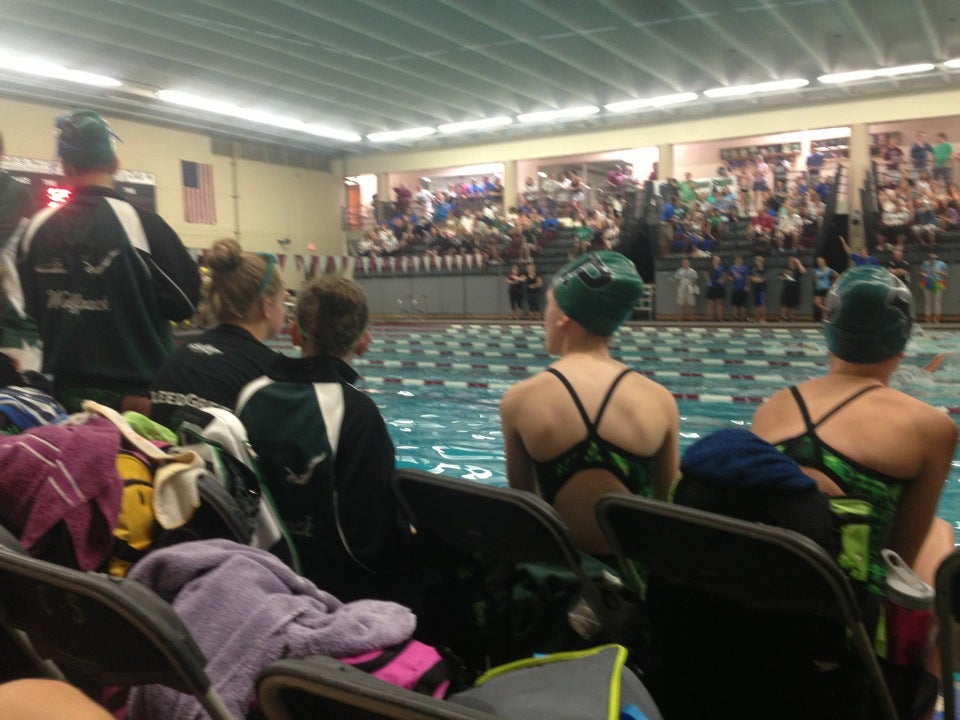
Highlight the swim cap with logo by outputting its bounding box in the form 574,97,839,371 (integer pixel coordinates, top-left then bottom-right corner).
823,265,912,363
55,109,120,170
551,251,644,336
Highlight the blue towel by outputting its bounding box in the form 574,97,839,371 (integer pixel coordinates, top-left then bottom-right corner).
680,429,814,492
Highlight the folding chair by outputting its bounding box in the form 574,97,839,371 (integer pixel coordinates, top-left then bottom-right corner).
936,549,960,720
257,655,499,720
0,544,237,720
595,493,899,720
392,470,622,653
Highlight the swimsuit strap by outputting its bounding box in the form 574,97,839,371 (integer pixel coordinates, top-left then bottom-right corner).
546,367,593,430
546,366,634,433
789,383,883,431
593,368,635,431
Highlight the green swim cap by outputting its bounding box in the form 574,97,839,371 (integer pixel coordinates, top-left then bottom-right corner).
55,109,119,169
823,265,912,363
551,251,644,336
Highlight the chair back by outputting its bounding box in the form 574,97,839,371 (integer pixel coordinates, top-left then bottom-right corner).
258,656,499,720
392,470,618,642
595,493,898,720
0,544,236,720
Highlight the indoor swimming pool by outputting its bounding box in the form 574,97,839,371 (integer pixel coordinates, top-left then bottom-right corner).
352,322,960,538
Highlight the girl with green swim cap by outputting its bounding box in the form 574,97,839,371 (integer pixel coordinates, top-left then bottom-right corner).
753,265,957,593
500,252,680,554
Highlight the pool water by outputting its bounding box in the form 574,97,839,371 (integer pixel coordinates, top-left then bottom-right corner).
350,322,960,540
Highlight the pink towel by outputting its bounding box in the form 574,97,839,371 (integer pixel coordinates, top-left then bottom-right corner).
0,416,122,569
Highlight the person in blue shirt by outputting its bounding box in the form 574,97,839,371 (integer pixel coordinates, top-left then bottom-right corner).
729,256,750,322
811,256,838,321
840,235,878,268
749,255,768,323
919,252,948,324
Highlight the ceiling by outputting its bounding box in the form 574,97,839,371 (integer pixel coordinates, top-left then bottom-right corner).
2,0,960,160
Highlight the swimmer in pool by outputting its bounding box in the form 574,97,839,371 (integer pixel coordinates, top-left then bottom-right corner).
753,266,958,589
500,251,680,554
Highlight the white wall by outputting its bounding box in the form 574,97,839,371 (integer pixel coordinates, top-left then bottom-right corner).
0,95,343,256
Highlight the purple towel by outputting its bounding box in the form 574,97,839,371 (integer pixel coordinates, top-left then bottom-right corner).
127,539,416,720
0,416,122,569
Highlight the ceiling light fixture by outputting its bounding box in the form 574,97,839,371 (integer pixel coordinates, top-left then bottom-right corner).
704,79,809,98
157,90,362,142
818,63,936,84
0,54,121,88
517,106,599,124
604,92,698,113
944,59,960,69
366,127,437,142
437,116,513,134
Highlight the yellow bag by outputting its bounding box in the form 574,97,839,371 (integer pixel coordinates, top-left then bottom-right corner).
109,451,158,577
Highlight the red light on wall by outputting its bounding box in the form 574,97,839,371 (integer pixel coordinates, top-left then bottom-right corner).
46,187,72,207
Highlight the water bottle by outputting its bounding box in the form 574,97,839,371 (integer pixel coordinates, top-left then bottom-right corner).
881,549,935,667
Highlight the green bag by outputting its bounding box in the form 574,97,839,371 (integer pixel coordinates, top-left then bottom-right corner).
448,644,663,720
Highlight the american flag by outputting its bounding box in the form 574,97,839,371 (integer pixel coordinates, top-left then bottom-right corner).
181,160,216,224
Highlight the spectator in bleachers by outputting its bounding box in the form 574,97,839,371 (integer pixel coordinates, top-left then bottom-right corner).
910,131,934,179
541,171,562,211
521,176,539,207
569,171,587,211
933,133,955,186
806,146,825,179
678,172,698,206
393,183,412,214
414,182,434,220
882,135,905,180
876,191,911,250
912,196,940,246
941,200,960,232
776,205,803,252
751,154,770,213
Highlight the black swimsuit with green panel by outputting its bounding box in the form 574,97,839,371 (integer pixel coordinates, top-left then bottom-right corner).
533,367,656,504
776,385,906,597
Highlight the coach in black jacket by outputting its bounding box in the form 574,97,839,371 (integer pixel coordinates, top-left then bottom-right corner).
16,110,199,412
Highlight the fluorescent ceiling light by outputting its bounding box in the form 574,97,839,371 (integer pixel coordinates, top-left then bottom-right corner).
437,116,513,134
944,59,960,69
818,63,935,84
517,106,599,124
0,54,121,87
366,127,437,142
604,92,698,113
157,89,361,142
704,79,808,98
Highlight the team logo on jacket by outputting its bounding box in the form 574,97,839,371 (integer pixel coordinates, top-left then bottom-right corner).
83,249,121,275
283,452,328,485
